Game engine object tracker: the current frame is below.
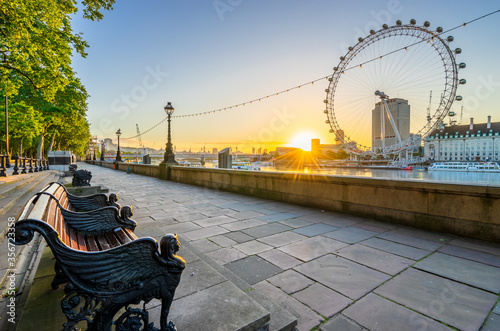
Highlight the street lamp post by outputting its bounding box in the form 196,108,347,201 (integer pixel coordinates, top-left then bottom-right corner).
100,140,105,161
163,102,177,164
116,129,123,162
5,96,10,168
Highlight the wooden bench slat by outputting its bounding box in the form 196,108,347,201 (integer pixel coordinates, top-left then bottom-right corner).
76,232,88,252
67,225,78,249
105,232,121,248
86,236,100,252
97,234,111,251
125,228,138,240
114,229,132,244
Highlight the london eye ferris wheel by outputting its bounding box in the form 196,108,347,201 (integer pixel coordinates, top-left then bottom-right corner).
324,19,466,158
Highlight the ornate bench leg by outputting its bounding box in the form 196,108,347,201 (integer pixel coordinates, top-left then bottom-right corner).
61,283,99,331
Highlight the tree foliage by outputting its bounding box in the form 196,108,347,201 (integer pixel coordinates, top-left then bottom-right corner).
1,0,114,157
0,0,115,98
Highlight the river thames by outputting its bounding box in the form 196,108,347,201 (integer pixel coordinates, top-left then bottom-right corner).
255,165,500,186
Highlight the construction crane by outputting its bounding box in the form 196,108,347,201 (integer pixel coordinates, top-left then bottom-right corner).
426,91,432,122
136,124,146,155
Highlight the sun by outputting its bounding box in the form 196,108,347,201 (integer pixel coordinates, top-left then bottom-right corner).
290,131,317,151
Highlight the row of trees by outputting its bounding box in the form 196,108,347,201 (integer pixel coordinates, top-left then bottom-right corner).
0,0,115,158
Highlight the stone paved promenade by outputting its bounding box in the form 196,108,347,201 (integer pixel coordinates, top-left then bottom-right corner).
20,163,500,330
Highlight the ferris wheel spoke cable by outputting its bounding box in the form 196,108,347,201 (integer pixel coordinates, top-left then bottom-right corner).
121,10,498,140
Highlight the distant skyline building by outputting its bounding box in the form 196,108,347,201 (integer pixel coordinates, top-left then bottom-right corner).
424,115,500,162
372,98,410,149
311,139,342,155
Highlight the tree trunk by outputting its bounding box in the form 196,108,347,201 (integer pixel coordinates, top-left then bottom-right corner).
47,133,55,155
19,136,24,156
37,133,44,159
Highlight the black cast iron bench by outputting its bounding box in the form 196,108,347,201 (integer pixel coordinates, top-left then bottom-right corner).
11,184,186,331
44,181,121,212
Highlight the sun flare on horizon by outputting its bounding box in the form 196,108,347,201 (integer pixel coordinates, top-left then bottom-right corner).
289,131,318,152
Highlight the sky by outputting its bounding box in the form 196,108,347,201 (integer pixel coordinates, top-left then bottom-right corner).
70,0,500,153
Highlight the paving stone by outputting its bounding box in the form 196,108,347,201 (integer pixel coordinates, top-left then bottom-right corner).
494,302,500,314
174,259,227,299
172,212,206,223
205,247,247,265
267,269,315,294
183,226,229,241
377,231,444,251
390,226,455,243
294,255,390,300
375,268,498,331
278,218,314,228
258,249,302,270
293,283,352,318
234,240,273,255
159,221,202,235
343,293,453,331
293,223,339,237
209,234,237,248
439,244,500,268
254,280,324,331
360,237,430,260
481,313,500,331
448,237,500,256
335,244,414,275
224,231,254,243
225,255,283,285
242,223,293,238
200,208,233,217
350,222,389,233
220,219,267,232
226,210,265,220
193,215,237,227
279,236,349,262
323,226,377,243
162,281,269,331
189,238,221,252
253,208,281,215
320,314,366,331
258,231,307,247
414,252,500,293
257,212,300,223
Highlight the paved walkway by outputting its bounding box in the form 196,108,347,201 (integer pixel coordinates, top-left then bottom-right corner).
56,164,500,330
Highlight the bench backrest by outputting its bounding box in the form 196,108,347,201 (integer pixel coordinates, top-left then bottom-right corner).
22,184,137,252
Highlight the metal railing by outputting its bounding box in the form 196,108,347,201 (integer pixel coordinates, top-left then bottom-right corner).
0,154,49,177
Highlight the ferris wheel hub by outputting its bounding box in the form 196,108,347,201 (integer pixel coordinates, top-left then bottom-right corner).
374,90,389,99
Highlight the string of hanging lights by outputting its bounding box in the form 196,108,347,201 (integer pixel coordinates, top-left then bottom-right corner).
121,10,499,140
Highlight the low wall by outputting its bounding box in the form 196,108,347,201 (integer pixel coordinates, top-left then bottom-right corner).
90,161,160,177
170,166,500,242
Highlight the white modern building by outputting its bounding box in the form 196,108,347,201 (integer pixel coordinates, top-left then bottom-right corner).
372,98,411,148
424,116,500,162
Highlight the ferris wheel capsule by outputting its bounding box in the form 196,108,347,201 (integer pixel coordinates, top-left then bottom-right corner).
324,110,328,114
396,20,402,25
410,19,416,25
456,95,463,101
424,21,431,27
455,48,462,54
348,46,353,51
329,129,334,133
325,120,330,124
449,111,456,116
436,27,443,33
459,79,466,85
358,37,364,42
447,36,454,42
382,24,388,29
340,56,345,61
459,62,466,69
370,29,376,34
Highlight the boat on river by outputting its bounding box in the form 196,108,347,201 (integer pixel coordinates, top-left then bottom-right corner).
428,162,500,172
